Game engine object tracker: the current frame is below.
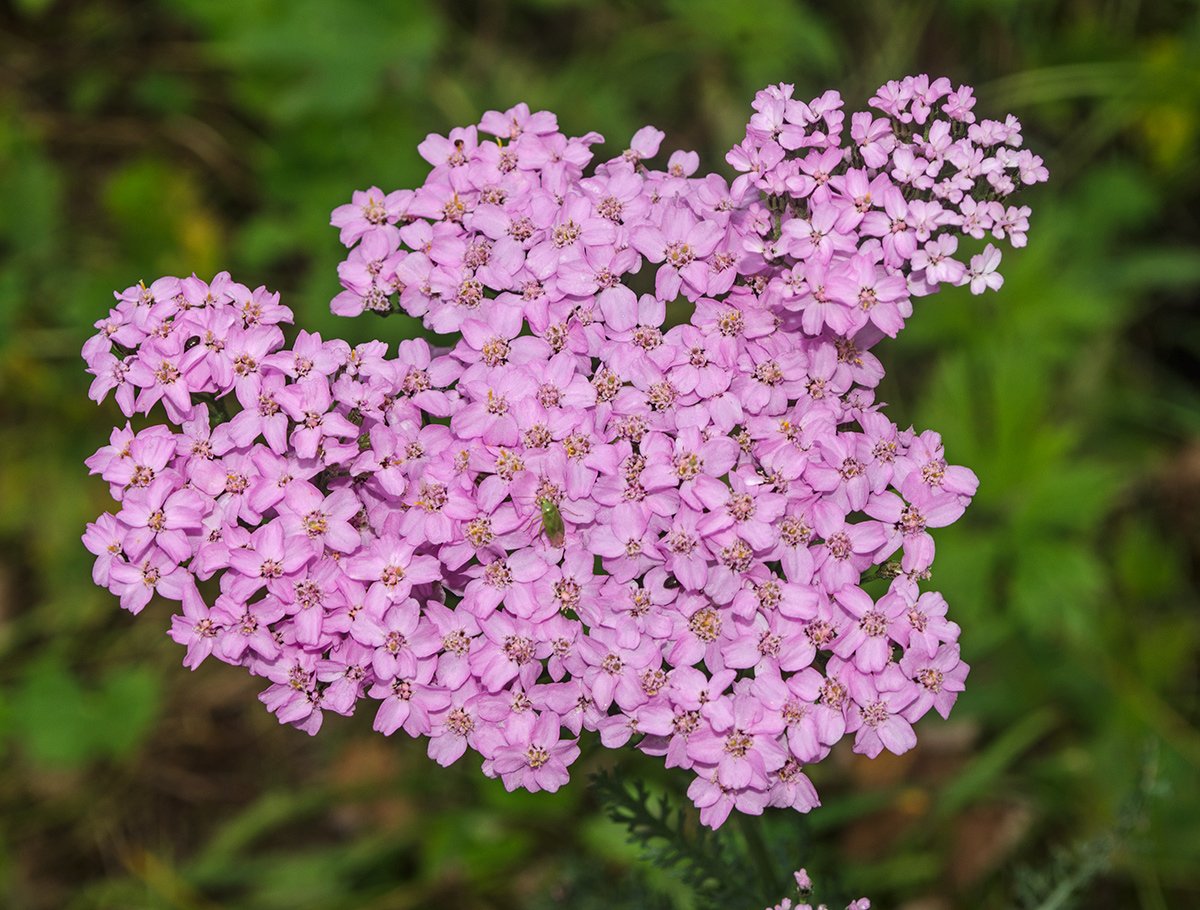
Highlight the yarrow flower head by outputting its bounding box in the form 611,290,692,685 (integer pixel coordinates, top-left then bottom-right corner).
83,75,1044,826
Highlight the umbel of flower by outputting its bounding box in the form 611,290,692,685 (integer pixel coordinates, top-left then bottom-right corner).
82,74,1045,829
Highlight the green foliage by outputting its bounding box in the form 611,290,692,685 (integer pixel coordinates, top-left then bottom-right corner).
592,769,753,908
5,658,160,767
1010,744,1165,910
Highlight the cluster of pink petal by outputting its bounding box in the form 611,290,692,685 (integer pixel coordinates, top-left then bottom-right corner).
83,75,1042,829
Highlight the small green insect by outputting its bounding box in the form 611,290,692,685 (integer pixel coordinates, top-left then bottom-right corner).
538,497,566,548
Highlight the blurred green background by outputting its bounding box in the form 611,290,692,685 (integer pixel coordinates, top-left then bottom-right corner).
1,0,1198,907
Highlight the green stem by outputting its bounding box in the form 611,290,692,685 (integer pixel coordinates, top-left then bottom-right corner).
738,812,780,900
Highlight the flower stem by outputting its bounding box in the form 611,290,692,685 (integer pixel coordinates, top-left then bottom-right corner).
738,812,780,899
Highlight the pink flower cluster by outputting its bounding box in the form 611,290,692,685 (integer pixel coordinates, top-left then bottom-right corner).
768,868,869,910
83,75,1043,828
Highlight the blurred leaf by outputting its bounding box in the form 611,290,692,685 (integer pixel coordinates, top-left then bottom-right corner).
422,810,535,885
1010,539,1107,640
0,689,9,761
852,849,942,894
990,62,1140,106
581,812,647,865
1113,519,1184,604
10,658,97,766
252,850,348,908
1014,461,1124,535
192,788,334,872
935,706,1059,819
7,658,160,766
1071,164,1161,235
168,0,444,123
103,158,222,278
663,0,838,85
0,113,60,265
98,666,163,757
1133,618,1200,693
11,0,55,17
133,73,198,117
1113,249,1200,291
